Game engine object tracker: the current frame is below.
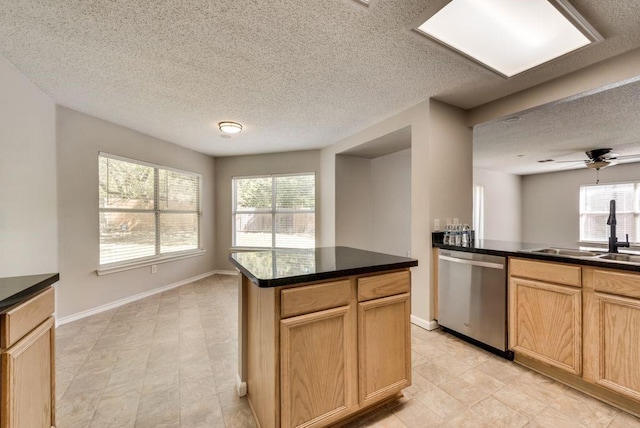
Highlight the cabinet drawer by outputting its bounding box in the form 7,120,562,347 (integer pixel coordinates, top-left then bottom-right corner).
510,258,581,288
281,279,351,318
1,287,54,349
592,269,640,299
358,271,410,302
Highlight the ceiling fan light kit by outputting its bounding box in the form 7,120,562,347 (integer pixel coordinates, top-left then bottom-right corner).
550,147,640,170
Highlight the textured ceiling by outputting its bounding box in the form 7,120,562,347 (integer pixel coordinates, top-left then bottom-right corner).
1,0,640,157
473,78,640,175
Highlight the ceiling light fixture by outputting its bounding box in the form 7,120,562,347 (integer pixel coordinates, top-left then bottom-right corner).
218,121,243,134
415,0,602,78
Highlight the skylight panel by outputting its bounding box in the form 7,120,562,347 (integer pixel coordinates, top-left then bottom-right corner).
415,0,602,78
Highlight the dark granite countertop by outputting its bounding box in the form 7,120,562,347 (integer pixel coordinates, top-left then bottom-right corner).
0,273,59,312
229,246,418,287
433,239,640,273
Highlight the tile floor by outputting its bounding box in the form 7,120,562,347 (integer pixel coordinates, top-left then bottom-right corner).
56,274,640,427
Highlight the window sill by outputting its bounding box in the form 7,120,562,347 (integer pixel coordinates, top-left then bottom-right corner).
96,249,206,276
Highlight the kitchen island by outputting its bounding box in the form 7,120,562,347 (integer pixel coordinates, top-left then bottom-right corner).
230,247,418,428
0,273,58,427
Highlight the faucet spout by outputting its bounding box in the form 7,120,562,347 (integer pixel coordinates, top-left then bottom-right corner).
607,199,630,253
607,199,616,226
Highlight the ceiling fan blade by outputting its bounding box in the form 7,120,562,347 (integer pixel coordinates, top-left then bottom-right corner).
614,154,640,160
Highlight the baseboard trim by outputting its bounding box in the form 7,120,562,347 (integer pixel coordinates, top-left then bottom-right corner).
236,373,247,397
55,270,217,326
213,269,238,276
410,315,439,331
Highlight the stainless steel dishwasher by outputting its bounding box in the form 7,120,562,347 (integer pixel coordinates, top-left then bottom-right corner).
438,249,510,358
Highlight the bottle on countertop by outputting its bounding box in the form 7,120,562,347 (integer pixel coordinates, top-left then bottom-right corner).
462,224,470,246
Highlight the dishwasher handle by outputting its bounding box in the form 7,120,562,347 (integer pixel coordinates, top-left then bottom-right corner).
438,254,504,270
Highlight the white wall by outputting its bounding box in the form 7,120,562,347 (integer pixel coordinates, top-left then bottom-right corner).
214,150,321,271
522,162,640,247
0,56,57,277
56,107,216,319
371,149,411,257
473,168,522,242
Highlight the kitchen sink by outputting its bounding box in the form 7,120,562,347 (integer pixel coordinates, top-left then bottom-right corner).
529,248,604,258
598,253,640,263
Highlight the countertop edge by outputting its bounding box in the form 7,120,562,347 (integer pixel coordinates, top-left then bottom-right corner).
232,260,418,288
434,243,640,273
0,273,60,313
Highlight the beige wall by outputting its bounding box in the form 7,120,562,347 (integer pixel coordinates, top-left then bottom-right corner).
335,150,412,257
371,149,412,257
473,168,522,242
467,48,640,126
0,56,58,277
214,150,321,271
322,99,472,327
335,155,373,249
522,162,640,247
428,100,473,228
56,107,216,319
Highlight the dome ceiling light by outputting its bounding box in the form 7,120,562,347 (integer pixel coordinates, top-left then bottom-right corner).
218,121,243,134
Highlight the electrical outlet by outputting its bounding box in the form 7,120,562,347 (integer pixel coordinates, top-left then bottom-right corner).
434,218,440,230
151,265,157,274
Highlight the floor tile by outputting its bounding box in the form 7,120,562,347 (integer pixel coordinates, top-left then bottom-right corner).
54,273,640,427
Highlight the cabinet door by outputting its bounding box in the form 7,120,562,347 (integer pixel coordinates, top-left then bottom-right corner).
509,278,581,375
589,292,640,402
358,293,411,406
1,317,55,428
280,305,357,428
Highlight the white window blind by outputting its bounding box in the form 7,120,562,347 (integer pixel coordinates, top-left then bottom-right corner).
232,174,315,248
99,153,202,266
579,182,639,244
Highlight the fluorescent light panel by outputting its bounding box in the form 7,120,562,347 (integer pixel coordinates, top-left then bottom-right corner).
416,0,600,77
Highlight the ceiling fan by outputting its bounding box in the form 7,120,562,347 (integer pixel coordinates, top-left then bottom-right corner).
551,148,640,170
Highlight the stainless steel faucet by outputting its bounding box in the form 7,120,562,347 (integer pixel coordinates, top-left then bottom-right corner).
607,199,630,253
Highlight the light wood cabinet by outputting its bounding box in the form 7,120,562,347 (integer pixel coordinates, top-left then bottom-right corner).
244,269,411,428
583,267,640,404
358,293,410,406
280,306,357,428
509,258,582,375
1,318,55,428
0,287,56,428
509,260,640,416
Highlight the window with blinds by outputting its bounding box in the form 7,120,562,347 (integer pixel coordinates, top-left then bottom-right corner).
99,153,202,266
579,182,639,244
232,174,315,248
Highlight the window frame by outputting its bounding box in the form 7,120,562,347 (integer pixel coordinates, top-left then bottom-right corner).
579,180,640,245
231,172,316,249
98,152,204,274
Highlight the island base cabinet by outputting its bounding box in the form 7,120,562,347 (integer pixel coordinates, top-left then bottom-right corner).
585,292,640,402
1,317,55,428
243,269,412,427
280,305,357,428
358,293,411,406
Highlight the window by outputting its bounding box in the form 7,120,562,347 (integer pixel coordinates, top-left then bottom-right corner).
579,182,639,244
99,153,202,267
232,174,315,248
473,184,485,241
